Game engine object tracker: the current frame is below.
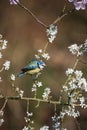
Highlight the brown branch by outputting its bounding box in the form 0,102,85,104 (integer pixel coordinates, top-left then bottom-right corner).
14,0,75,28
0,95,82,107
14,0,48,28
52,8,75,25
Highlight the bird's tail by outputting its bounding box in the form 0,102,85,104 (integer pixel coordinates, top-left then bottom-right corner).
17,72,24,77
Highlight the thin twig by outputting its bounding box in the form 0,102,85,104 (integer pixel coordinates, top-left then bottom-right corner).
14,0,48,28
0,99,8,111
0,96,81,107
52,8,75,25
27,100,29,113
14,0,75,28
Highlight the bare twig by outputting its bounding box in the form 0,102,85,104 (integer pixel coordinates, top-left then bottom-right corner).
14,0,75,28
0,95,82,107
14,0,48,28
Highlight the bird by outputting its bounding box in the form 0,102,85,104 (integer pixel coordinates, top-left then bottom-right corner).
17,60,45,77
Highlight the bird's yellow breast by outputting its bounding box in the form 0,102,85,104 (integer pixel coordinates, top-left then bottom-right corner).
26,68,41,75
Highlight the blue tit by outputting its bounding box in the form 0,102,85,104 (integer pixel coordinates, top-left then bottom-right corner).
17,60,45,77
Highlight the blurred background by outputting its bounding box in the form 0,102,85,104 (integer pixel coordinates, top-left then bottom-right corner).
0,0,87,129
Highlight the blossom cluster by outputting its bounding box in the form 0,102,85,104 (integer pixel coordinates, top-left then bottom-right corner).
35,49,50,61
52,114,67,130
46,24,58,43
68,0,87,10
40,125,49,130
0,34,8,58
42,88,51,100
23,112,34,130
52,114,61,129
63,68,87,108
60,106,80,118
10,74,24,98
32,81,42,92
68,39,87,56
0,34,11,81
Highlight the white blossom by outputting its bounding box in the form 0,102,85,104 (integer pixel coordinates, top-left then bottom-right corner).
32,83,37,92
42,88,51,100
66,68,74,76
68,44,80,55
46,24,58,43
42,53,50,60
36,81,42,87
3,60,10,70
62,85,68,91
38,49,43,53
40,125,49,130
35,54,40,59
10,74,15,81
64,107,80,118
27,112,33,117
19,90,24,98
2,40,8,49
79,97,85,108
74,70,83,80
22,126,28,130
52,114,60,129
48,35,56,43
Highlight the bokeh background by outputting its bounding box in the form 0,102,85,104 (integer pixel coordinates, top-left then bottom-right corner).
0,0,87,130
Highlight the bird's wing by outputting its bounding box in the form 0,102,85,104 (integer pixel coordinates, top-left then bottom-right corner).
21,60,38,72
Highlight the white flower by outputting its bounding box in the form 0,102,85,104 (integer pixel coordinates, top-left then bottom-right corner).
37,81,42,87
74,70,83,80
19,90,24,98
0,52,2,58
0,119,4,126
22,126,28,130
68,44,80,55
10,74,15,81
46,24,58,43
3,60,10,70
48,35,56,43
65,107,80,118
27,112,33,117
38,49,43,53
42,88,51,100
79,97,85,108
2,40,8,49
66,68,74,76
35,54,40,59
46,24,58,36
78,77,87,90
40,125,49,130
42,53,50,60
62,85,68,91
32,83,37,92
